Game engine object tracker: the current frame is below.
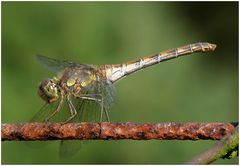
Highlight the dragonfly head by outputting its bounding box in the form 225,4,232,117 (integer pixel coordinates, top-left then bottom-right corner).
38,78,59,104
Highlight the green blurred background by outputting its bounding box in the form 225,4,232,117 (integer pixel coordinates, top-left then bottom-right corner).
2,2,238,164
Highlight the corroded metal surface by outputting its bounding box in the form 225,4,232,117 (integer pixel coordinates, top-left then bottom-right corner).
2,122,235,141
1,122,100,141
100,122,236,140
186,126,238,164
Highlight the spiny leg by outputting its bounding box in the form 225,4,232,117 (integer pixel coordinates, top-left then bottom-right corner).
74,94,108,122
45,94,64,122
98,82,104,122
100,96,110,122
75,94,101,102
64,100,74,123
79,94,102,98
100,96,104,122
63,96,77,123
78,94,104,121
79,96,101,102
104,107,110,122
99,92,110,122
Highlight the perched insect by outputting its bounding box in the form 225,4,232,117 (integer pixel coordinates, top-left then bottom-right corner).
31,42,216,157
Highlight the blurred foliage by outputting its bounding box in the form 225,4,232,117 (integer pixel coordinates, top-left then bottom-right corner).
2,1,238,164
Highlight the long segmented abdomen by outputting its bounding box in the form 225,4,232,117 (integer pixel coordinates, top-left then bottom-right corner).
99,42,217,84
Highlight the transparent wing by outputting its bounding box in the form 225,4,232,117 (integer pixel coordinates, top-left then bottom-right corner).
74,80,116,122
26,102,59,148
30,100,68,123
36,55,77,73
59,81,116,158
30,103,54,122
27,100,79,151
59,140,86,159
30,79,116,158
30,81,116,123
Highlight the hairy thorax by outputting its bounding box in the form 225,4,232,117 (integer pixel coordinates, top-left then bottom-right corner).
56,65,98,96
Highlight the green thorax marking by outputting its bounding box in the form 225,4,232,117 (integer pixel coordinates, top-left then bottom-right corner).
55,67,98,88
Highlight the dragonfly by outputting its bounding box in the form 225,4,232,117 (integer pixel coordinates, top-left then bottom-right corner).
31,42,216,158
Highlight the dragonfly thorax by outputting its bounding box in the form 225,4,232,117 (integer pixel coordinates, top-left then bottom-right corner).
38,78,59,104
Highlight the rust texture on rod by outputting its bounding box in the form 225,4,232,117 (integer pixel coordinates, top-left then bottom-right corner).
186,126,239,164
1,122,237,141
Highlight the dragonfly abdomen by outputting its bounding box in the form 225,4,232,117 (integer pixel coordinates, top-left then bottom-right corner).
101,42,216,83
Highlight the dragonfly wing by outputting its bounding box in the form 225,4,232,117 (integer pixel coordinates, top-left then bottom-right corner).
26,102,57,148
59,140,84,159
59,81,117,158
30,79,116,157
30,103,54,122
58,98,99,158
101,81,117,112
30,100,70,123
36,55,76,73
74,80,116,122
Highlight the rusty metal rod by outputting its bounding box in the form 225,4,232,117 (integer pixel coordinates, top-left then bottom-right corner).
1,122,237,141
186,126,238,164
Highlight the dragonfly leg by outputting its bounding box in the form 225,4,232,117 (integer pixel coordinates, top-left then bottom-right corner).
63,96,77,124
100,96,103,122
104,108,110,122
74,94,101,102
74,94,109,122
45,93,64,122
99,93,110,122
79,94,101,97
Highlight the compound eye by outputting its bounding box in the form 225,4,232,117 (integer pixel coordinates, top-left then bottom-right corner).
40,79,52,88
38,78,59,103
